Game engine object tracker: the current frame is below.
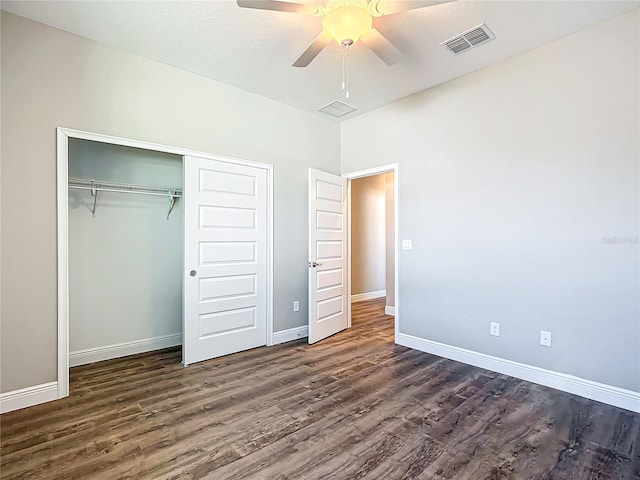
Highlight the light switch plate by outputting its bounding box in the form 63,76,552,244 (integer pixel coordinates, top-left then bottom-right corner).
402,240,412,251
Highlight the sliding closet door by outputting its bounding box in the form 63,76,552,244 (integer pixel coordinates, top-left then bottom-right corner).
183,156,268,366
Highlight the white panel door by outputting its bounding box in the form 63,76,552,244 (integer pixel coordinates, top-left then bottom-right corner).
308,168,349,344
184,156,268,365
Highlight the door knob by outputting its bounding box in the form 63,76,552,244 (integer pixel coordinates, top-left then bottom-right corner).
309,261,321,268
190,270,197,277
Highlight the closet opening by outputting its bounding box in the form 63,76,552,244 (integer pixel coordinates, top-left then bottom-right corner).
67,138,184,370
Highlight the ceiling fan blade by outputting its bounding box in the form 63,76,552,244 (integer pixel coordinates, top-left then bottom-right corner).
237,0,323,16
369,0,454,16
360,29,402,66
292,32,332,67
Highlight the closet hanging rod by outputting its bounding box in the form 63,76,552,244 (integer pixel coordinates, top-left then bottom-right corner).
68,185,183,198
68,177,183,197
68,177,182,219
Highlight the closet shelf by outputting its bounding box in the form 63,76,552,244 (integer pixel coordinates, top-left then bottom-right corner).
68,177,183,220
68,177,183,196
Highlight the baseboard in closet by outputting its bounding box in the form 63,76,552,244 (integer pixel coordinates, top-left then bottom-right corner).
272,326,309,345
69,333,182,367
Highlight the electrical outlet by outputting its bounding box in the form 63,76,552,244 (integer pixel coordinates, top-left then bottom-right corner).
490,322,500,336
402,240,412,251
540,330,552,347
293,301,300,312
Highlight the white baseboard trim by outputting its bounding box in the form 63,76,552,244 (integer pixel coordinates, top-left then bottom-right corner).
272,326,308,345
70,333,182,367
396,332,640,413
385,306,396,316
1,381,59,414
351,290,386,303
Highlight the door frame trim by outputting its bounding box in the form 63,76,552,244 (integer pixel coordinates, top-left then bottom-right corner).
342,164,399,341
56,127,274,399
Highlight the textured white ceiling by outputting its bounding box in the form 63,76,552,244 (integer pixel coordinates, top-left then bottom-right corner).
2,0,638,120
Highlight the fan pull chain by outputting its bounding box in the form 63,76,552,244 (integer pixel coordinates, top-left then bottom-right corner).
342,44,346,91
342,41,351,99
346,63,350,99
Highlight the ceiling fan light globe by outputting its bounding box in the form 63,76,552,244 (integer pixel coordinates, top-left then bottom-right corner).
322,5,373,45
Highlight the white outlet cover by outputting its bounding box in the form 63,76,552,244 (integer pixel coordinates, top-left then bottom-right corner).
540,330,552,347
293,301,300,312
490,322,500,336
402,240,412,251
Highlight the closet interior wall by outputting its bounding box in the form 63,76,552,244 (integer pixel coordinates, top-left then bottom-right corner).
68,139,183,366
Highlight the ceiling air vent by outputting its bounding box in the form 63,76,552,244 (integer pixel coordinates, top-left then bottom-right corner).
442,23,495,55
319,100,357,118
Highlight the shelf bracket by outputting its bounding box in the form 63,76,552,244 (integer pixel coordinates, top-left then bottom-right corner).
167,192,177,220
90,183,98,217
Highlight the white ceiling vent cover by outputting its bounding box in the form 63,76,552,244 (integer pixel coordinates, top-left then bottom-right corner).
442,24,495,55
319,101,357,118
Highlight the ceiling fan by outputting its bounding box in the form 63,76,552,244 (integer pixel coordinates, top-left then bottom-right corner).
237,0,454,67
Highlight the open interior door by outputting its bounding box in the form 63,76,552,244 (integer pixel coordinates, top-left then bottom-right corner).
183,155,268,365
308,168,349,344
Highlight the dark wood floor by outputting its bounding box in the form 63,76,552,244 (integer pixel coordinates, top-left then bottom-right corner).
1,298,639,479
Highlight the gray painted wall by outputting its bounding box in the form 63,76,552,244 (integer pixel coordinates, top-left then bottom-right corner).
0,12,340,393
68,139,183,357
341,10,639,391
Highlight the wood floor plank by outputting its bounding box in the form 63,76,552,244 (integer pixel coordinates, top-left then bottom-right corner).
2,298,638,479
